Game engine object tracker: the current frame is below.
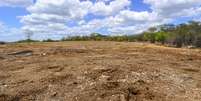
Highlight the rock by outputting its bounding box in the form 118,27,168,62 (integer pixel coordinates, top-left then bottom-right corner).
41,53,47,56
51,92,57,97
8,50,33,56
187,45,196,49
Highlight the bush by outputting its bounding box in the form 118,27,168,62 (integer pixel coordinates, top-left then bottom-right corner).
143,32,156,43
174,36,183,48
43,39,57,42
194,35,201,47
17,39,39,43
155,32,168,44
0,41,6,44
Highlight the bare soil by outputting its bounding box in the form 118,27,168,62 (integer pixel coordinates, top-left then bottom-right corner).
0,41,201,101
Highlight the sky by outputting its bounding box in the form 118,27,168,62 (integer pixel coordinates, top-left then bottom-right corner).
0,0,201,42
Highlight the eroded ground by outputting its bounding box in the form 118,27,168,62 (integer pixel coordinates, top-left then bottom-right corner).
0,41,201,101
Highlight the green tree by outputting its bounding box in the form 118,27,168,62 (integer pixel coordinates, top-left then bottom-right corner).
155,32,168,44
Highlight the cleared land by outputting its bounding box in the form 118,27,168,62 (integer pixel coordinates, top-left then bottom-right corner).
0,41,201,101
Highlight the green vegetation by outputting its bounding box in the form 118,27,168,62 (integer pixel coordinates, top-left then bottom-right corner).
134,21,201,48
42,39,59,42
62,21,201,48
16,39,40,43
19,21,201,48
61,34,139,42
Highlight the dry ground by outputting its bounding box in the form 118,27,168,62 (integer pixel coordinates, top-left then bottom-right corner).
0,41,201,101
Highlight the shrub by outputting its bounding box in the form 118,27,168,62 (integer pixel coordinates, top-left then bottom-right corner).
43,39,57,42
194,35,201,47
17,39,39,43
155,32,168,44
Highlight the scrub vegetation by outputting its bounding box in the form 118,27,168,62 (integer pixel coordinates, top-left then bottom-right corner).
21,21,201,48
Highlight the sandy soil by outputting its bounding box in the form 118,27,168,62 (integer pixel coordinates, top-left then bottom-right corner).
0,41,201,101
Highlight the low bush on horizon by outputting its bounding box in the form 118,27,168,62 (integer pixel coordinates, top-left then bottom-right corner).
16,39,40,43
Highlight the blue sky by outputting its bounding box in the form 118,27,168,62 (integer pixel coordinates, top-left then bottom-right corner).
0,0,201,42
0,7,28,27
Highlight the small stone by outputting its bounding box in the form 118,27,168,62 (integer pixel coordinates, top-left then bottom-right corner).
51,92,57,97
41,53,47,56
73,82,78,85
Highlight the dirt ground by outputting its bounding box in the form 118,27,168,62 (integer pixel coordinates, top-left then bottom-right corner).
0,41,201,101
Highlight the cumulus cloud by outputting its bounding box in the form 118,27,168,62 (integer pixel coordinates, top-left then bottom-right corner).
19,0,201,38
144,0,201,18
90,0,131,16
20,0,94,35
0,0,33,7
21,0,157,35
27,0,92,19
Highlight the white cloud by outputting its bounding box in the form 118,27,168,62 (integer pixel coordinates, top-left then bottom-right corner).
20,0,95,35
91,0,131,16
20,0,160,35
27,0,92,19
117,10,161,24
18,0,201,39
78,9,169,34
20,13,68,25
108,25,148,35
0,0,33,7
144,0,201,18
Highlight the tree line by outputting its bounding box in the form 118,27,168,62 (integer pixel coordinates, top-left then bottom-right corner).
139,21,201,48
61,21,201,48
21,21,201,48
